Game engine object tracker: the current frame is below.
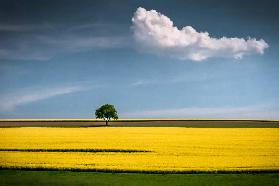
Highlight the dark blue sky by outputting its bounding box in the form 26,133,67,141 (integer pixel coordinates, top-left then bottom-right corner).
0,0,279,118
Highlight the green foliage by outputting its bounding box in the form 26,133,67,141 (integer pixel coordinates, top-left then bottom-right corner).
95,104,118,125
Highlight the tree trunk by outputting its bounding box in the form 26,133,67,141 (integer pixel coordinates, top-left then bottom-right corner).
105,120,108,126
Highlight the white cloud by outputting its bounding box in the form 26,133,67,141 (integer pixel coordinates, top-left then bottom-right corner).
0,22,130,61
0,23,53,32
0,35,129,61
0,48,53,61
37,35,129,51
131,79,156,86
132,7,269,61
131,80,146,86
122,105,279,119
0,85,89,111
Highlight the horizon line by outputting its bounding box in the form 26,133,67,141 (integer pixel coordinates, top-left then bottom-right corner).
0,118,278,122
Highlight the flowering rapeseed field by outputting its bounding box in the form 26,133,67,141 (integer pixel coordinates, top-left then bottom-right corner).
0,127,278,172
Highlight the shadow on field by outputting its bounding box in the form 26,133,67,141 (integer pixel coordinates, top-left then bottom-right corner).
0,148,151,153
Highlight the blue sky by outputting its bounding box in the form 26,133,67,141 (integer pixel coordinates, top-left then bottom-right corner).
0,0,279,119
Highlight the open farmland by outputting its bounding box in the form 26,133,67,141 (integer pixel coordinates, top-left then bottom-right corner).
0,127,278,173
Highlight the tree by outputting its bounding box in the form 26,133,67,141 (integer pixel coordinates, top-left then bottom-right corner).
95,104,118,126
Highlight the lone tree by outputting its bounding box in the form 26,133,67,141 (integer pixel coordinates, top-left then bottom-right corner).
95,104,118,126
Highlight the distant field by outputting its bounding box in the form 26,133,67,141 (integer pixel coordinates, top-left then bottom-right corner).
1,127,278,173
0,119,279,127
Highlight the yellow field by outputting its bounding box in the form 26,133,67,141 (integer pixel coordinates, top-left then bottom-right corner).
0,127,279,172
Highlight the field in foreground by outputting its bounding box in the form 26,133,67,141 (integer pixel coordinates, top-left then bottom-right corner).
0,127,278,172
1,170,279,186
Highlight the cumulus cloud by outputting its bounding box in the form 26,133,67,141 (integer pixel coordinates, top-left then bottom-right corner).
132,7,269,61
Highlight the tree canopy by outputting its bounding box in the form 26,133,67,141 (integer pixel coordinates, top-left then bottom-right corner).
95,104,118,126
